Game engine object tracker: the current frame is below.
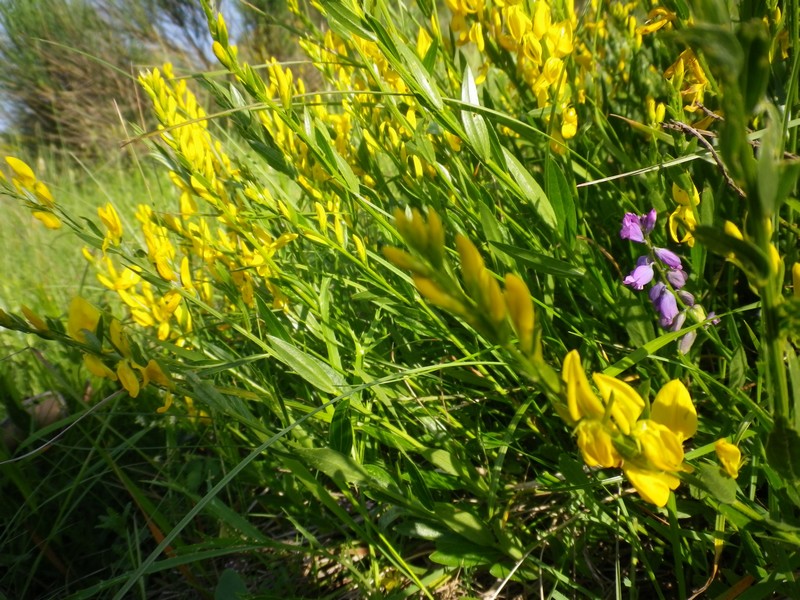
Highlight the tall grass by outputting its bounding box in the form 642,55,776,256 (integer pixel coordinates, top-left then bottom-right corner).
1,0,799,598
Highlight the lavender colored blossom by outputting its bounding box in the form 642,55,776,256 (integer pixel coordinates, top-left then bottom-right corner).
620,210,657,243
677,290,695,307
649,283,679,327
620,213,646,243
666,269,687,289
654,247,682,270
642,209,657,234
706,311,721,326
670,312,686,332
623,256,655,290
678,330,698,354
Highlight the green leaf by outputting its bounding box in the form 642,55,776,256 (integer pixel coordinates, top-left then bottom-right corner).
737,19,771,115
545,160,576,245
430,534,500,567
689,462,738,504
396,42,443,110
433,503,494,545
461,66,491,160
405,456,435,510
693,225,770,284
266,335,346,394
502,148,557,230
766,417,800,483
489,241,584,278
214,569,248,600
292,446,371,487
321,0,376,41
329,398,353,456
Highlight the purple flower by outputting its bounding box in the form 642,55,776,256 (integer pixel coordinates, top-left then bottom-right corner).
649,282,679,327
620,210,658,243
642,209,657,234
678,330,697,354
670,311,686,332
666,269,687,289
654,247,682,270
706,311,721,326
677,290,695,307
623,256,654,290
621,213,646,243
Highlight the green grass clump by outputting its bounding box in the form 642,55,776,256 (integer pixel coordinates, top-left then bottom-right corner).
2,0,800,598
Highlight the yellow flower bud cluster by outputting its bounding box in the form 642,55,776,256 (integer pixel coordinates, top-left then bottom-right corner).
560,350,697,507
664,49,709,113
3,156,61,230
383,207,540,358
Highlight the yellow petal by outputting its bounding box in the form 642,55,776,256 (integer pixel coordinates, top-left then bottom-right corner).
624,464,680,507
32,211,62,229
592,373,645,435
117,361,140,398
650,379,697,440
562,350,604,422
715,439,742,479
67,297,101,343
504,273,534,355
576,419,621,468
142,359,172,389
5,156,36,187
109,319,132,358
83,354,117,380
633,420,684,472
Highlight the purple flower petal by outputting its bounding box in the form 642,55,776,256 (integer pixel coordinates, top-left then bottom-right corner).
677,290,695,306
654,247,683,269
670,311,686,332
623,257,654,290
620,213,645,243
649,282,666,304
642,209,657,234
650,283,679,327
657,291,679,327
666,269,688,289
678,330,698,354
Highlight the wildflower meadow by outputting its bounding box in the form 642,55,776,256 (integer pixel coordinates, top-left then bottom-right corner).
1,0,800,597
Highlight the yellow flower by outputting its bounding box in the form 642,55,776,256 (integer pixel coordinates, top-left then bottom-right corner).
669,182,700,246
83,354,118,380
98,202,123,249
649,379,697,441
715,439,742,478
560,351,697,506
561,106,578,139
32,210,62,229
561,350,604,423
5,156,36,188
117,360,141,398
623,465,680,507
67,297,101,343
575,419,621,468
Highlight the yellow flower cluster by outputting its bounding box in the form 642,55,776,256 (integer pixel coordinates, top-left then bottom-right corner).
136,64,297,311
560,350,697,506
3,156,61,229
445,0,582,142
68,297,172,398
